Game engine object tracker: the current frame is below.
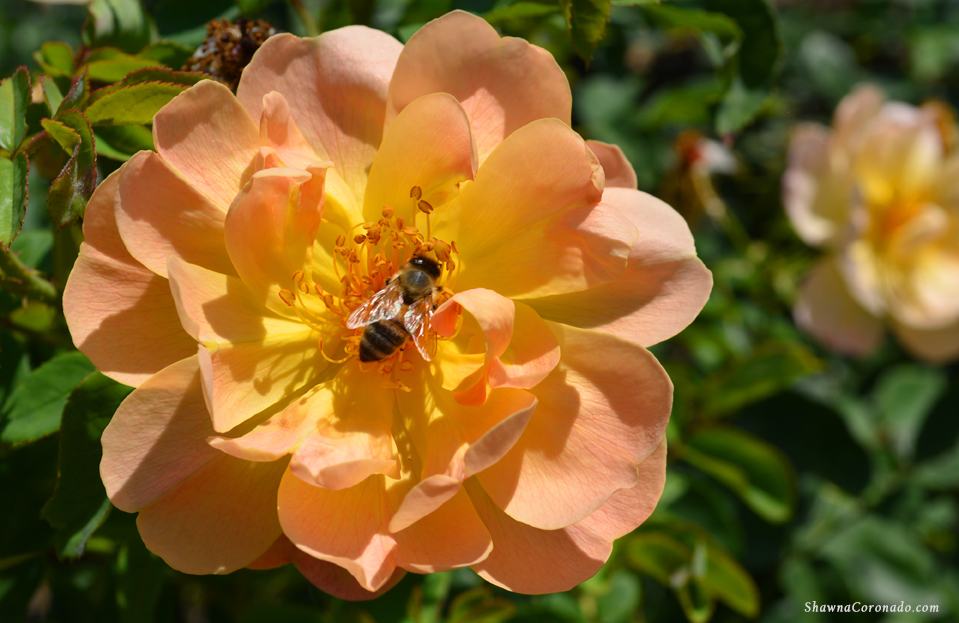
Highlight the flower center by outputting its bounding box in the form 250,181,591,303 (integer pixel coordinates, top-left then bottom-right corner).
277,186,460,388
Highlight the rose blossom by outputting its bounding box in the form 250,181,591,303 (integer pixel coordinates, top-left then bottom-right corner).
64,11,712,597
785,85,959,363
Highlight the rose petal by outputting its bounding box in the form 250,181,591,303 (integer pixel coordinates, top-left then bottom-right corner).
526,188,712,347
258,91,324,171
237,30,402,222
465,479,610,594
893,320,959,364
100,356,219,512
587,140,637,189
64,170,195,387
115,151,235,279
362,92,476,223
137,455,286,575
295,547,407,601
387,10,571,162
224,165,328,317
794,257,884,357
476,322,672,530
153,80,260,208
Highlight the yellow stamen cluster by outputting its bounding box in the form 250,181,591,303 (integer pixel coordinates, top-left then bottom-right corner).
276,186,461,381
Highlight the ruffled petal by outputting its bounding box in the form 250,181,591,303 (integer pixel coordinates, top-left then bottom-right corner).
387,10,571,162
237,30,402,222
587,140,637,189
526,188,712,347
115,151,234,278
362,92,476,223
476,322,672,530
65,170,195,387
224,165,328,316
794,257,884,357
465,479,610,594
100,356,218,512
782,123,853,248
573,436,667,541
258,91,324,171
278,468,491,592
392,363,536,532
445,120,628,300
136,455,286,575
153,80,260,208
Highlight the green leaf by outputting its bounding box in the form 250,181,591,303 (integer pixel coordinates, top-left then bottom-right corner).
85,56,164,84
447,586,516,623
116,537,169,623
702,341,821,418
32,42,76,78
874,364,947,460
625,531,691,585
236,0,273,16
137,40,195,69
40,76,64,116
560,0,612,64
484,2,560,23
94,124,155,158
0,153,28,249
44,111,98,229
41,373,132,558
57,70,90,115
0,67,31,153
0,351,96,445
641,4,742,44
702,543,758,617
682,427,795,523
85,82,190,126
83,0,154,54
121,66,208,86
596,570,642,623
715,74,769,136
677,578,714,623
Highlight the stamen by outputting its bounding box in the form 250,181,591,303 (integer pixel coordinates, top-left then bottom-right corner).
318,337,352,364
279,289,295,306
410,186,422,200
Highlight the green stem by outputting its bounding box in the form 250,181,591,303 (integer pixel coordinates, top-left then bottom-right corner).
288,0,320,36
0,245,60,307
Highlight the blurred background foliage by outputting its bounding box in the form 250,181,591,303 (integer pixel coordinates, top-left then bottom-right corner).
1,0,958,621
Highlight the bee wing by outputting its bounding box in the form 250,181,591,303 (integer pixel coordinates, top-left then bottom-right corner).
345,280,404,329
404,297,436,362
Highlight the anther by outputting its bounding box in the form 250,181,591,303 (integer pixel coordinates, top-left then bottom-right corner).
278,289,295,306
410,186,422,200
417,200,433,214
382,206,394,218
395,216,404,230
335,234,346,247
354,234,367,245
298,281,310,294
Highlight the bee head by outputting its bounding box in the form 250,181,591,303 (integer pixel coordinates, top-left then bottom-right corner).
408,255,442,280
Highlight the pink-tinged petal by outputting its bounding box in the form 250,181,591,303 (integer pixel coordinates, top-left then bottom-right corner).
477,322,672,530
488,302,561,391
279,467,491,591
832,83,884,151
574,437,667,541
392,365,536,531
258,91,324,171
224,165,327,316
587,140,637,189
167,256,306,344
248,533,296,569
466,479,610,594
115,151,234,278
362,92,476,222
527,188,711,347
893,320,959,364
387,10,571,162
64,171,195,387
782,123,853,248
237,30,402,221
100,356,218,512
198,333,323,433
153,80,260,208
295,549,407,601
279,472,397,592
288,362,398,489
137,455,286,575
795,257,884,357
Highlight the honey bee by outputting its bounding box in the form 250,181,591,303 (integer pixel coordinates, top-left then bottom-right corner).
346,255,443,362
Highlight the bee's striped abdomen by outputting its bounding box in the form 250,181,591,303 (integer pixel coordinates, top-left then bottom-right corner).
359,319,409,362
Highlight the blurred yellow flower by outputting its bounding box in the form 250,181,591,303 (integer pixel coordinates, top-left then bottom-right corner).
784,85,959,363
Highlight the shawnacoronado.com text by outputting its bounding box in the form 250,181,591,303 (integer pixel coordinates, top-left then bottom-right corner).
805,602,939,613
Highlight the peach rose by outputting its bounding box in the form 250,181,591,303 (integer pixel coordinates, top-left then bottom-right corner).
785,85,959,363
64,11,712,597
